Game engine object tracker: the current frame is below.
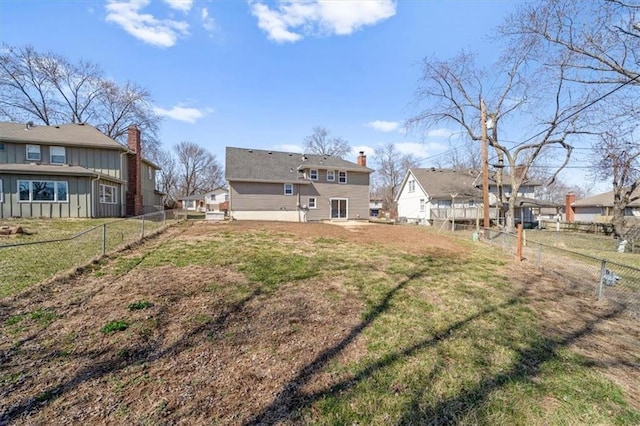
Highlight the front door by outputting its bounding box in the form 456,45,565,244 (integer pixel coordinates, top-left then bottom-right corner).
330,198,348,219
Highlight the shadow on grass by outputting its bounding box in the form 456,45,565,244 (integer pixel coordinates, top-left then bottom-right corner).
0,284,262,424
245,280,628,425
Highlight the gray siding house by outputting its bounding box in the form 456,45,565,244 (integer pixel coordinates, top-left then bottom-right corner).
0,122,162,218
226,147,373,222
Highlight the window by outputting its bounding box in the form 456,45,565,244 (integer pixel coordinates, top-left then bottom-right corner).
419,199,425,212
338,171,347,184
50,146,66,164
468,199,476,207
0,143,4,150
284,183,293,195
26,145,41,161
309,169,318,180
308,197,317,209
100,184,117,204
327,170,335,182
148,167,153,180
408,180,415,193
18,180,68,202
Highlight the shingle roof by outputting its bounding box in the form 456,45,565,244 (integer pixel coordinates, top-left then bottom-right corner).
410,168,484,199
225,147,373,182
0,163,125,183
0,122,127,151
573,187,640,207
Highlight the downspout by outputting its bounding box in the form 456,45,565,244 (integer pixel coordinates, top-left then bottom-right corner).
120,151,127,217
91,175,100,218
297,186,301,223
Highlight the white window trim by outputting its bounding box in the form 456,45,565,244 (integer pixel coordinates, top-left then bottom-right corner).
408,180,415,193
338,171,347,184
26,145,41,161
327,170,335,182
309,169,318,181
100,184,117,204
284,183,293,195
308,197,317,209
49,146,66,164
419,199,425,212
148,167,153,180
17,179,68,203
0,178,3,203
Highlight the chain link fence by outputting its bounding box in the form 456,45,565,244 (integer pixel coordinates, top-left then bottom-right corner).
0,210,184,297
482,228,640,317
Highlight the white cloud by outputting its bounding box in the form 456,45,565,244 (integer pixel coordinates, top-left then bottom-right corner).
365,120,400,132
202,7,216,34
426,128,456,139
276,144,304,153
153,105,212,123
250,0,397,43
163,0,193,13
105,0,189,48
395,142,446,159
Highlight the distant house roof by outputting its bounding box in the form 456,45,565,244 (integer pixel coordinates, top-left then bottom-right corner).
225,147,373,183
408,168,484,200
204,187,228,196
0,122,127,151
180,194,206,201
573,187,640,207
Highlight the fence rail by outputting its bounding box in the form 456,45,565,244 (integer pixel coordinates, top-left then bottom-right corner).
0,210,184,297
482,227,640,317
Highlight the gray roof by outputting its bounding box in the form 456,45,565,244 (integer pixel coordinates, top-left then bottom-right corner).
573,187,640,207
0,122,127,151
225,147,373,182
410,168,484,199
0,163,125,183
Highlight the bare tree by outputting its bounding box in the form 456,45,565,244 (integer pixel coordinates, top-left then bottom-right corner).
174,141,223,197
406,50,586,231
152,148,179,208
374,143,420,216
590,127,640,236
501,0,639,86
303,126,351,158
502,0,640,233
0,44,161,153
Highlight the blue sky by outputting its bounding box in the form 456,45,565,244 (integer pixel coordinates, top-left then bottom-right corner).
3,0,598,189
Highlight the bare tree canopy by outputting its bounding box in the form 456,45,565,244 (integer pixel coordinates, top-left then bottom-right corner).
406,50,587,231
502,0,640,235
303,126,351,158
174,141,223,197
501,0,639,85
0,44,161,153
374,143,420,216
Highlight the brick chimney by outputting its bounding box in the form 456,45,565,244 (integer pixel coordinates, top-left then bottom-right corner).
126,125,143,216
565,192,576,222
357,151,367,167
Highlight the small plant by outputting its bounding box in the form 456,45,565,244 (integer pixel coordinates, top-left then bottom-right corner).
127,300,153,311
101,320,129,333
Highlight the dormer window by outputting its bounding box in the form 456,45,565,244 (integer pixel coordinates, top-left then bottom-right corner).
309,169,318,180
26,145,41,161
50,146,66,164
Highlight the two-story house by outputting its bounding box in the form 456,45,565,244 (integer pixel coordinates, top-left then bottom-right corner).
396,168,543,226
0,122,162,218
225,147,373,222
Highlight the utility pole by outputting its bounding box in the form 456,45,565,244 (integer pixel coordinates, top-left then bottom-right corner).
481,99,490,228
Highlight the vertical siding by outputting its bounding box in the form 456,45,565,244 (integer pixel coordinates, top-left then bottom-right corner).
141,163,162,212
0,174,92,218
95,179,122,218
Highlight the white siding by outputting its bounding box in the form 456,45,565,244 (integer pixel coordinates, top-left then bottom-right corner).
397,175,430,223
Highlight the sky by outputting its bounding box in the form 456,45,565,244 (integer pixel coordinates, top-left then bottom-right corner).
0,0,604,192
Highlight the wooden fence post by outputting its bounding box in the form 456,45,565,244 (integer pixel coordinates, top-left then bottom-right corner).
516,224,523,261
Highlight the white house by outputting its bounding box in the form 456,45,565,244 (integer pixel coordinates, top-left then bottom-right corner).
396,168,543,226
204,187,229,212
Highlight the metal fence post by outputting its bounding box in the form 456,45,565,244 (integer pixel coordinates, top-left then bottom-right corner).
102,223,107,256
141,215,145,239
163,210,166,228
598,260,606,300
